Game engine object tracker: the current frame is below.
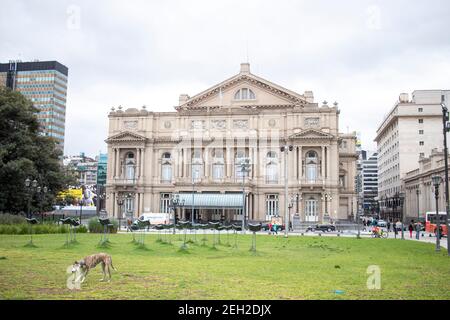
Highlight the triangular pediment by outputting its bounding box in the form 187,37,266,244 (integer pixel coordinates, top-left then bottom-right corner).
105,131,147,143
177,70,309,110
290,129,334,140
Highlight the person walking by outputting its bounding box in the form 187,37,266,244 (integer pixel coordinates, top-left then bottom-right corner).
393,221,398,239
415,221,421,240
408,222,414,238
387,220,391,232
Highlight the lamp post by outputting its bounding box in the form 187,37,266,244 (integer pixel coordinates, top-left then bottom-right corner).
399,192,405,240
321,193,333,224
116,194,124,229
37,186,48,222
440,99,450,256
416,189,420,222
239,158,251,234
24,178,38,218
170,194,184,234
432,175,442,252
281,144,293,238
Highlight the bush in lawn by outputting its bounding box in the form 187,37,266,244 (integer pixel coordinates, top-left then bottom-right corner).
0,223,83,234
88,217,118,233
0,214,26,225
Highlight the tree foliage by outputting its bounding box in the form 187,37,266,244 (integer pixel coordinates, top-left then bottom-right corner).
0,87,76,214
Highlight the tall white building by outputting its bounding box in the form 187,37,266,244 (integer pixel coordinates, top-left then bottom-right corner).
361,151,378,214
375,90,449,220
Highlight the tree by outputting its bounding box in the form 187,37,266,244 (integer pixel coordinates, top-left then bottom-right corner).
0,87,76,214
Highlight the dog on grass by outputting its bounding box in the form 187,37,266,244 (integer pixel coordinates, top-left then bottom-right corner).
72,253,117,283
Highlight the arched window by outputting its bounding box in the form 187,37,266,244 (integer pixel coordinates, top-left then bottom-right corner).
306,151,318,183
234,88,256,100
267,151,277,159
125,152,135,180
161,153,172,183
266,162,278,183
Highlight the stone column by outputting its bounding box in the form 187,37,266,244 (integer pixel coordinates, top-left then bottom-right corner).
115,148,120,179
321,146,325,180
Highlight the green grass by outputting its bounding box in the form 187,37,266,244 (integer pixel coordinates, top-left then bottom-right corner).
0,233,449,300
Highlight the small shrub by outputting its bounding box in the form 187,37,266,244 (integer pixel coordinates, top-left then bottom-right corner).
88,217,118,233
0,214,26,225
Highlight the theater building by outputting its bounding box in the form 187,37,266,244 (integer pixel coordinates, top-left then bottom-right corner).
105,63,357,224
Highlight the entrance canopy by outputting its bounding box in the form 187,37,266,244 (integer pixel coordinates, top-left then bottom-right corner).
175,193,243,209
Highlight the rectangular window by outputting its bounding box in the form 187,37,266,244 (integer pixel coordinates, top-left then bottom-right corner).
418,108,423,112
419,141,424,146
212,163,224,181
420,153,425,157
266,194,279,219
419,130,424,134
418,119,423,124
160,193,171,213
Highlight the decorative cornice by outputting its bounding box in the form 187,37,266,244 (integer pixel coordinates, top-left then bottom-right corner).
289,129,335,140
105,131,147,143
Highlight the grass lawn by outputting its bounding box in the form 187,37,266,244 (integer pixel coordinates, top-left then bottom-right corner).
0,232,449,300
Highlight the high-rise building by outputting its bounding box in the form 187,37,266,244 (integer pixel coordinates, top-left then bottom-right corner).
0,60,69,150
375,89,449,220
361,151,378,215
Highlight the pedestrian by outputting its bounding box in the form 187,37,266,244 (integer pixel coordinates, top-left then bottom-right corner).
408,222,414,238
268,222,272,235
387,221,391,232
393,222,398,239
273,222,278,235
415,221,421,240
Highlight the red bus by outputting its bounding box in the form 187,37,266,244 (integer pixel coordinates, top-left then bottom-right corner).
425,212,448,236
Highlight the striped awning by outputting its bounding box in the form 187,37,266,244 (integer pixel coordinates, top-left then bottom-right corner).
175,193,244,208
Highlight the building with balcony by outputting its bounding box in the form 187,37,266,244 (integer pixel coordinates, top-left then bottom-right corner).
105,63,357,223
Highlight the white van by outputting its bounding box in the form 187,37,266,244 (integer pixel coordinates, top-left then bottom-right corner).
138,212,172,225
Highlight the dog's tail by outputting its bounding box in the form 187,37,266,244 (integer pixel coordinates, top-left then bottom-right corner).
110,258,117,271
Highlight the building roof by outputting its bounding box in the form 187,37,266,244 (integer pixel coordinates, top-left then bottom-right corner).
0,60,68,76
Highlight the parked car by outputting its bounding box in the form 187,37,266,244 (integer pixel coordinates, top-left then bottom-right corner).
306,224,336,232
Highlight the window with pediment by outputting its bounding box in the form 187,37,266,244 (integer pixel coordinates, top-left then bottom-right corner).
161,152,172,183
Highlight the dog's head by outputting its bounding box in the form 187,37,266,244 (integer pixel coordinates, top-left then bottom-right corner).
72,260,86,273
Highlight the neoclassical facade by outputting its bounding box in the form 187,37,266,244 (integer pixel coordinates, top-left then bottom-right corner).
105,63,357,224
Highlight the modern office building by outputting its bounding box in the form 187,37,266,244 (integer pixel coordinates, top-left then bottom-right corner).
105,63,358,223
63,153,98,186
0,60,69,150
375,89,449,220
361,151,378,215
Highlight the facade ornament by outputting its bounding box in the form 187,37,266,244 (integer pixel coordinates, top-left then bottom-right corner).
123,120,138,130
233,119,249,129
304,117,320,127
211,120,226,130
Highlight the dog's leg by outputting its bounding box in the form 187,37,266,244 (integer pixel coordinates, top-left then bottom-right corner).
107,264,112,282
100,262,106,281
81,270,89,283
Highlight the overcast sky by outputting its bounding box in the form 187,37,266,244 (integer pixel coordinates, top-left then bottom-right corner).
1,0,450,157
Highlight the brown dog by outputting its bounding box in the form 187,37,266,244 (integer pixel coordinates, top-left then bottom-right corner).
72,253,116,283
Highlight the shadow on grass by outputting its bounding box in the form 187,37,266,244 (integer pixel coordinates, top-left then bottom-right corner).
24,242,38,248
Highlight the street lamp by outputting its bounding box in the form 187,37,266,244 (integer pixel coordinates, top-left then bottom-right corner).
440,99,450,256
239,158,251,234
24,178,38,218
37,186,48,222
432,175,443,252
416,188,420,222
321,193,333,223
280,144,293,238
170,194,185,234
116,194,125,227
399,192,405,240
